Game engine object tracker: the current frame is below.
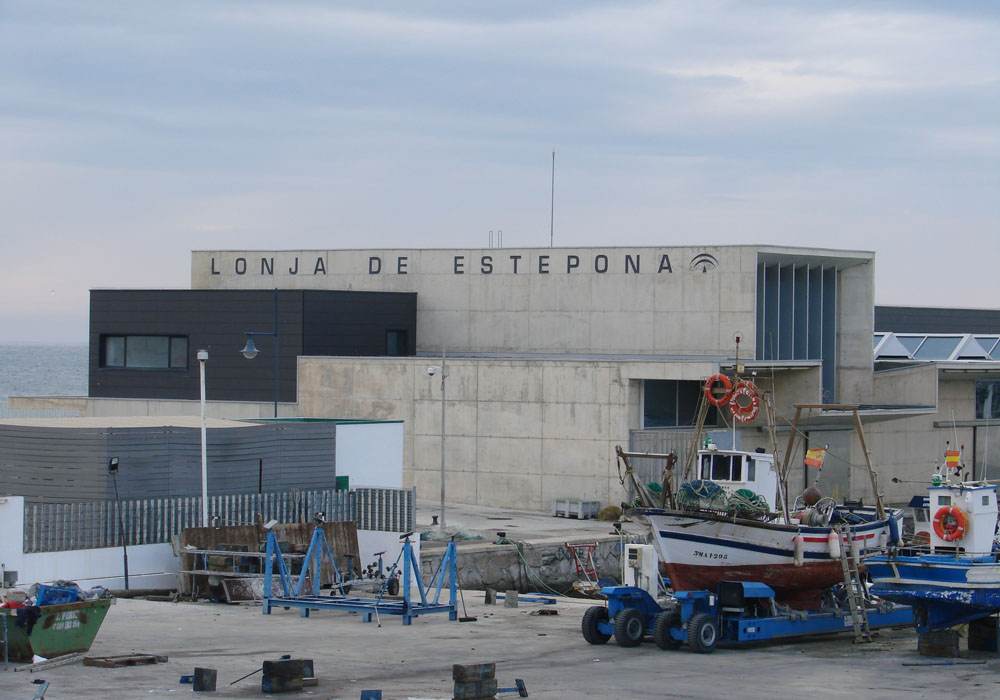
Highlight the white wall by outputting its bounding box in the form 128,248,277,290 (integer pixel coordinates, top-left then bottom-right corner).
336,422,404,488
0,496,178,589
1,496,415,591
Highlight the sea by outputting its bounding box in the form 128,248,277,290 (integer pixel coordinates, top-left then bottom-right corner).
0,343,88,411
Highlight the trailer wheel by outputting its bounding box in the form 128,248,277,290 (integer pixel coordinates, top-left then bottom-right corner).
582,606,611,645
654,610,682,650
614,608,646,647
687,613,718,653
387,577,400,596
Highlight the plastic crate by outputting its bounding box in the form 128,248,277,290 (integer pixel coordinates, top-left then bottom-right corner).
35,584,78,606
552,499,600,519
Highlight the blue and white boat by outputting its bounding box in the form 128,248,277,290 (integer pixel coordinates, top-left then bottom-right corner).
866,478,1000,632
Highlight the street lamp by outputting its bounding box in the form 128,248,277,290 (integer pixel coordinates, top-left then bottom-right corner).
108,457,129,590
427,348,448,528
198,349,209,527
241,288,279,418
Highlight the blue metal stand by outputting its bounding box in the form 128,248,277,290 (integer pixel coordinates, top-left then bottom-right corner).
262,528,458,625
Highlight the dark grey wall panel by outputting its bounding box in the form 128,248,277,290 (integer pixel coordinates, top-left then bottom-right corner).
0,426,107,503
875,306,1000,334
89,289,416,403
0,422,337,504
303,290,417,356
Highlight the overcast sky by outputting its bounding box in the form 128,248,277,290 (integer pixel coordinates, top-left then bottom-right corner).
2,1,997,343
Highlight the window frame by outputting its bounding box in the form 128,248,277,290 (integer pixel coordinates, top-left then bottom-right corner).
100,334,189,370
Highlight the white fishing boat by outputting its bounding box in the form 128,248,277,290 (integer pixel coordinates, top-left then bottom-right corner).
866,458,1000,631
620,395,903,609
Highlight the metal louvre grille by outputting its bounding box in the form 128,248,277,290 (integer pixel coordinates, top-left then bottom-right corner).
22,486,414,553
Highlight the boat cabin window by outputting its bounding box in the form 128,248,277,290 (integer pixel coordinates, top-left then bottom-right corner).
701,454,744,481
914,509,927,522
938,495,952,506
746,458,756,481
984,495,992,506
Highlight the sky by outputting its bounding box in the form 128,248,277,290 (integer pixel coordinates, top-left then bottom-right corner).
1,1,997,343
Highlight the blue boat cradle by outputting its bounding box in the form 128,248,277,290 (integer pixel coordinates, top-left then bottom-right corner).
584,582,913,653
261,526,458,625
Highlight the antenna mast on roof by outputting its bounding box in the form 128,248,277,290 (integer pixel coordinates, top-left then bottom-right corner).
550,149,555,247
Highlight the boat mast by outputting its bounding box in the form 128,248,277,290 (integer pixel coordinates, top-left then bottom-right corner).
784,404,886,520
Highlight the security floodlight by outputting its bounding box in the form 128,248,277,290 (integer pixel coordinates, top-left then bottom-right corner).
108,456,119,474
241,335,259,359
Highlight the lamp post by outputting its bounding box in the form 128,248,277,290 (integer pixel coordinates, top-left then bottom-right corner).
108,457,129,590
241,288,279,418
427,348,448,528
198,349,209,527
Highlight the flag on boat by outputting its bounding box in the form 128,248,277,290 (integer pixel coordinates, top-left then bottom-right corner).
945,450,960,468
804,446,827,468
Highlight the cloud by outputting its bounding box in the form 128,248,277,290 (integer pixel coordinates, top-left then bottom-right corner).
0,1,997,340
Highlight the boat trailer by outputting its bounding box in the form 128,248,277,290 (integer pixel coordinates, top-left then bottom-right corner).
583,582,913,653
262,527,458,625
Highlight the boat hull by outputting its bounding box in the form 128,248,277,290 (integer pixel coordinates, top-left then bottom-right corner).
867,554,1000,631
641,508,899,609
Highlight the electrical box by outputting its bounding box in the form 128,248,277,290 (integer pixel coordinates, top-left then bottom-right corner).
624,544,659,598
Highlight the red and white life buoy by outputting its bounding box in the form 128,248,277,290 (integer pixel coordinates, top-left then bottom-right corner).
729,381,761,423
932,505,969,542
703,374,733,407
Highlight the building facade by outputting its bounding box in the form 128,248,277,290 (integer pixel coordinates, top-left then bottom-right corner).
186,246,884,508
15,245,998,512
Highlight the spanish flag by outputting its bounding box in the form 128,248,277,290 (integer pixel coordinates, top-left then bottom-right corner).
945,450,960,469
805,447,827,468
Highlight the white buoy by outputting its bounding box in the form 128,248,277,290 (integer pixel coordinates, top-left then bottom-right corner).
827,530,842,559
793,535,805,567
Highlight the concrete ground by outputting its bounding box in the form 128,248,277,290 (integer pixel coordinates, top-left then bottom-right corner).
7,595,999,700
5,503,1000,699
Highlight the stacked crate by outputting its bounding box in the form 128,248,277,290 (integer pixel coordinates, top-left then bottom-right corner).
453,662,496,700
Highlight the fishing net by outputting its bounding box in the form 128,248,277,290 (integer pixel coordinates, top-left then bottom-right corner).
677,479,727,510
726,488,770,517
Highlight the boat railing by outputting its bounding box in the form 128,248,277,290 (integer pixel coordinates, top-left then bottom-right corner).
865,541,1000,563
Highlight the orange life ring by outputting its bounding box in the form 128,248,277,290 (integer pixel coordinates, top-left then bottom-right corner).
704,374,733,407
932,505,969,542
729,381,761,423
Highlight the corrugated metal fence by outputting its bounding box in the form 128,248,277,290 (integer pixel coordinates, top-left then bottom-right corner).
23,487,415,554
628,429,696,487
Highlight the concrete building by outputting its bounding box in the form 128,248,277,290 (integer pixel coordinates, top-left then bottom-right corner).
13,245,1000,511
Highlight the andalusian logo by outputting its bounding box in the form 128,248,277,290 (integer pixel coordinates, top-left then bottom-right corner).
689,253,719,273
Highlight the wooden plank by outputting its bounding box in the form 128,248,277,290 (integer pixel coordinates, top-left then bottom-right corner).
83,654,168,668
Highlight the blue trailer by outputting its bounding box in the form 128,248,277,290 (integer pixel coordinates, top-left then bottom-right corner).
582,582,913,653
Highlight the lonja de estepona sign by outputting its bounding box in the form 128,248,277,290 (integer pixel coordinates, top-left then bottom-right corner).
207,251,722,277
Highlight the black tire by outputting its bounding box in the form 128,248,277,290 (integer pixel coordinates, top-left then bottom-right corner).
687,613,718,653
614,607,646,647
654,610,682,650
581,606,611,645
387,577,400,596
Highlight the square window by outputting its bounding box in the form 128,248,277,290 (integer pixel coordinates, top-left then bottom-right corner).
386,329,408,356
103,336,125,367
126,336,170,368
170,337,188,368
